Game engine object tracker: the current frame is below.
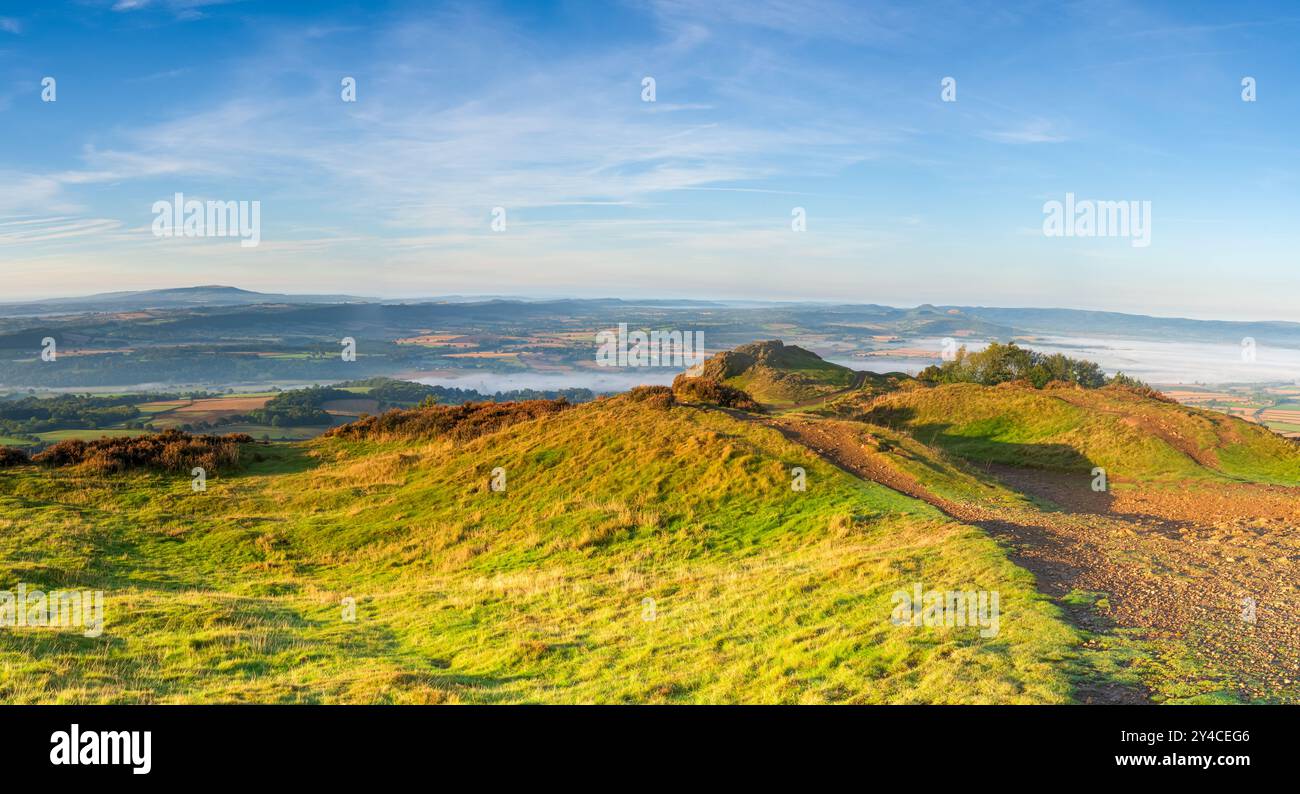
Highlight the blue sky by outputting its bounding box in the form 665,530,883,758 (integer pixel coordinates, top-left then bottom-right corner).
0,0,1297,320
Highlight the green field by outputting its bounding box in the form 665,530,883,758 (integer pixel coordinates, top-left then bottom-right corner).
35,428,149,443
217,423,332,440
0,395,1099,704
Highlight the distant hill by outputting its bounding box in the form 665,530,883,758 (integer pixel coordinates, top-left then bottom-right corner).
4,288,1300,390
685,340,860,407
682,339,1300,483
946,305,1300,347
0,285,369,316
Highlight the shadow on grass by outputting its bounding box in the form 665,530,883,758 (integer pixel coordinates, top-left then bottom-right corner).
230,442,321,477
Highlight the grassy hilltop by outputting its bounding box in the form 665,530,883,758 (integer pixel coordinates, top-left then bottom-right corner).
0,392,1085,704
848,382,1300,484
3,340,1299,704
687,340,859,407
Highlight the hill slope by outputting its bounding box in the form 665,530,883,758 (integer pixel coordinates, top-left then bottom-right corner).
855,382,1300,484
0,394,1089,704
686,340,860,407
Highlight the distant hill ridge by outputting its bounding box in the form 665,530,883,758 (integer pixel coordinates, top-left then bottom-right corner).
674,340,1300,484
684,339,859,407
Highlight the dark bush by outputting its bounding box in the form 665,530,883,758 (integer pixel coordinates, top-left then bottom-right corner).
1106,372,1176,403
625,385,676,410
324,400,571,442
0,447,31,468
32,430,254,474
670,375,761,411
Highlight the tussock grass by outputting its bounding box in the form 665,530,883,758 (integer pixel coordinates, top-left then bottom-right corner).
0,396,1095,703
859,382,1300,484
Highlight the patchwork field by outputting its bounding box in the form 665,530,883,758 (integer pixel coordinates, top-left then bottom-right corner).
144,396,274,429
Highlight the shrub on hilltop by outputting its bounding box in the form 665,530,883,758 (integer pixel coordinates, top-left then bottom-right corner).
625,385,677,410
0,446,31,468
1105,371,1176,403
919,342,1108,388
32,429,254,474
670,374,762,411
917,342,1163,394
324,399,571,442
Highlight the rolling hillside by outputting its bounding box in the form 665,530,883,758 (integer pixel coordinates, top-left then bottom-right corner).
852,381,1300,484
4,341,1299,704
678,343,1300,702
0,392,1087,704
685,340,860,407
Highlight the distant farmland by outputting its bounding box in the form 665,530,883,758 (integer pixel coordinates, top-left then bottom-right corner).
144,395,274,429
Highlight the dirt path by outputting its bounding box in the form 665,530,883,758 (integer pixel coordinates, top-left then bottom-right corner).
761,414,1300,703
774,371,871,412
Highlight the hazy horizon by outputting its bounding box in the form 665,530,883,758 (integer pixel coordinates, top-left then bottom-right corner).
3,1,1298,320
6,282,1300,327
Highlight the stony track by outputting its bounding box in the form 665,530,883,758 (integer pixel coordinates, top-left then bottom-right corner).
766,415,1300,703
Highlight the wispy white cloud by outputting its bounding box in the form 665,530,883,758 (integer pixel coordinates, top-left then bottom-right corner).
982,120,1069,144
3,0,1296,319
109,0,238,15
0,216,122,244
645,0,915,45
30,7,902,241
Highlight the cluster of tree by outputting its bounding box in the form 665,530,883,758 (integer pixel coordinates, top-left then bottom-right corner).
241,386,356,426
330,377,600,410
29,430,255,474
324,399,571,443
410,383,598,406
335,378,438,406
917,342,1128,389
0,392,201,436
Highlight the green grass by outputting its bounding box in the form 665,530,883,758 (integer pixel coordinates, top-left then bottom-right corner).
35,428,149,442
216,423,331,440
0,436,34,447
136,402,188,414
723,346,856,407
862,383,1300,484
0,396,1099,704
